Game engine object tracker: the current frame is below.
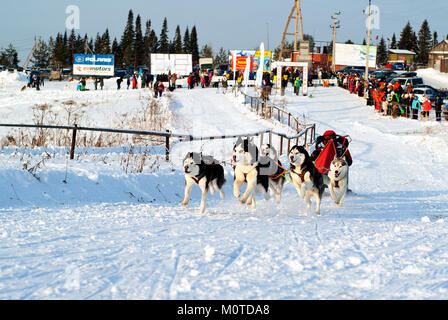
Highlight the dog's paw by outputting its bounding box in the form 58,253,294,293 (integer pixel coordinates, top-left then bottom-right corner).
234,192,241,199
181,201,188,206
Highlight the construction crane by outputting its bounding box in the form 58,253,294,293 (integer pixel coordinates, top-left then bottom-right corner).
279,0,305,60
22,38,38,70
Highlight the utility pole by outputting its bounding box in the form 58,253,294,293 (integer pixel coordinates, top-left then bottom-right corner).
266,22,270,51
365,0,372,80
330,12,341,72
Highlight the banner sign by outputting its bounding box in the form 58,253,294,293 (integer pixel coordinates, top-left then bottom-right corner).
73,54,114,76
334,44,377,68
229,50,255,71
254,50,272,72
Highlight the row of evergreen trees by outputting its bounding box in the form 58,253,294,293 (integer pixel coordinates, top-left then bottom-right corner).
32,10,201,69
376,19,442,66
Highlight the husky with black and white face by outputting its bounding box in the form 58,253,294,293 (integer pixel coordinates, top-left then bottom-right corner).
328,157,349,206
181,152,226,213
232,138,269,209
288,145,326,215
260,144,285,204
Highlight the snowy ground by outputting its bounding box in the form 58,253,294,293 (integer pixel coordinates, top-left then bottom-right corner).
1,74,448,299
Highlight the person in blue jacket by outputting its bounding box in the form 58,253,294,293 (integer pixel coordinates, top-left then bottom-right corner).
411,94,422,120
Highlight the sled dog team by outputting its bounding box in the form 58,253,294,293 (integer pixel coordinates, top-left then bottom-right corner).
182,137,349,215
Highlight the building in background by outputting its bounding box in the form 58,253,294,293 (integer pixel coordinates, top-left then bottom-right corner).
428,40,448,73
388,49,416,64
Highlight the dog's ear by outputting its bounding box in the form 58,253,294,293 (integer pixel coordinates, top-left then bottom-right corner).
235,137,242,145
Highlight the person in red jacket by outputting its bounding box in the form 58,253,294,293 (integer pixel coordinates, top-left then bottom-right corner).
310,130,353,167
157,81,165,97
421,96,432,121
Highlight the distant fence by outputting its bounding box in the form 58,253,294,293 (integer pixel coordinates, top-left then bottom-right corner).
0,122,315,161
241,91,316,154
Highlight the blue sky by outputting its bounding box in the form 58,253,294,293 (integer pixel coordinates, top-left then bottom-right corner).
1,0,447,62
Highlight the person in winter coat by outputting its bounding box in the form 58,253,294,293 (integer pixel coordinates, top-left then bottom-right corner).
201,76,206,88
421,96,432,121
435,95,443,122
127,76,131,90
411,95,422,120
294,77,301,96
310,130,353,167
117,77,122,90
157,81,165,97
132,75,137,89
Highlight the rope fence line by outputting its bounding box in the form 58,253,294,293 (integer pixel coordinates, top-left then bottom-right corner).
0,123,316,161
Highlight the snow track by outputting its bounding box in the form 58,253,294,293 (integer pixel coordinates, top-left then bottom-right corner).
1,82,448,299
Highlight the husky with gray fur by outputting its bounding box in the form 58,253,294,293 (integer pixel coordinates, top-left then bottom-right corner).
327,157,349,205
260,144,285,204
288,145,326,215
181,152,226,213
233,137,269,209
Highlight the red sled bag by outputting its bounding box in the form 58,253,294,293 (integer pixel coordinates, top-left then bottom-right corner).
314,139,336,174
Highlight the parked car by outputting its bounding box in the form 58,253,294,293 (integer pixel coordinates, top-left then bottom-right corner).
114,68,127,78
391,77,424,89
392,62,405,70
412,87,440,104
413,84,447,98
336,66,365,74
370,69,397,79
39,68,51,79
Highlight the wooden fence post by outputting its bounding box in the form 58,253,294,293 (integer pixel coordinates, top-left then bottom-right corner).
279,136,283,156
165,130,170,161
70,124,77,160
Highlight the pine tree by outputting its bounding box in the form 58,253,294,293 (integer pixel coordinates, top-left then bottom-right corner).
398,22,415,50
75,34,83,54
158,17,170,53
94,33,103,53
390,33,397,49
433,31,438,47
345,40,354,44
0,44,19,67
63,31,69,65
377,36,388,65
183,27,190,53
112,37,122,67
32,39,50,68
190,26,199,65
68,29,76,64
200,44,213,58
149,30,158,53
172,25,183,54
134,15,144,66
417,20,432,64
101,29,111,54
121,10,135,66
53,33,66,67
214,47,228,66
143,20,152,65
362,39,367,45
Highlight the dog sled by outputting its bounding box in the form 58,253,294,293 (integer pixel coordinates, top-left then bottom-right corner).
311,130,352,175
